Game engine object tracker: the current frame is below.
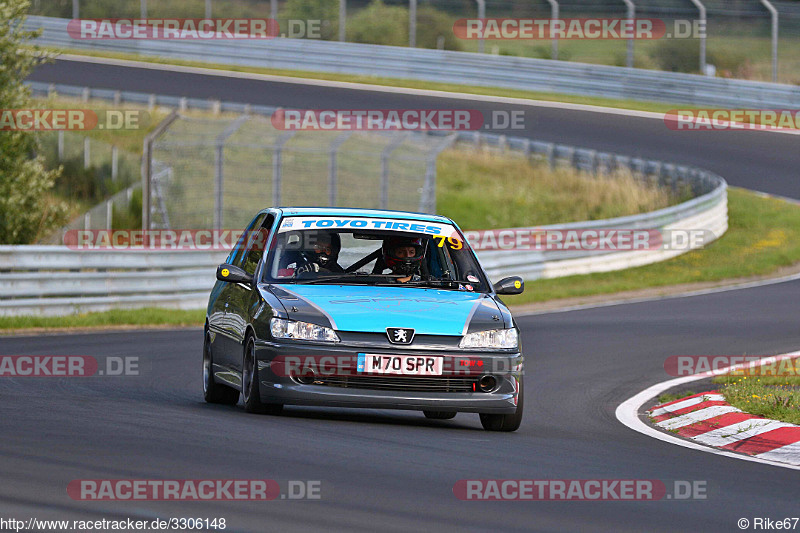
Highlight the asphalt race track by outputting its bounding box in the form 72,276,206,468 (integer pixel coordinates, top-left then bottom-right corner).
2,57,797,532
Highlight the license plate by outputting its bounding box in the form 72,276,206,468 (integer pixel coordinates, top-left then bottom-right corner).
357,353,443,376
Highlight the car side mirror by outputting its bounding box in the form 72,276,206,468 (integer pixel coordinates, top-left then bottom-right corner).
493,276,524,295
216,264,253,284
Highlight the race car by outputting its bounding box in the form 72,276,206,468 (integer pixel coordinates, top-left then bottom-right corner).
203,207,525,431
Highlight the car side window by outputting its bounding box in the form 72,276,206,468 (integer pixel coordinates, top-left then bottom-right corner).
228,213,268,269
241,214,275,276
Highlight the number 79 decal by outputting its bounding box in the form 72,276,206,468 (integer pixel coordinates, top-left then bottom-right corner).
433,236,463,250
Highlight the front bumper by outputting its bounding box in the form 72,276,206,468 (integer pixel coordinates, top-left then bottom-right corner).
253,339,522,414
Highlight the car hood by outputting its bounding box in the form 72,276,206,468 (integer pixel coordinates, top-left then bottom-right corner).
271,284,503,336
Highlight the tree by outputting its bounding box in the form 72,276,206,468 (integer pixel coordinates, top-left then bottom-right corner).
0,0,68,244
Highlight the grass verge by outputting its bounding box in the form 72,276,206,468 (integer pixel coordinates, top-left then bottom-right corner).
0,308,205,332
502,188,800,305
438,149,685,229
712,358,800,425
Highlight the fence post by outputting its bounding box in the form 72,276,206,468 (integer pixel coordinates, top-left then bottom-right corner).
328,132,352,207
72,0,78,18
409,0,417,47
84,137,90,169
205,0,212,18
546,0,558,59
111,145,118,181
213,115,249,230
420,133,457,213
339,0,346,41
57,131,64,161
106,199,113,230
689,0,707,73
142,111,179,232
622,0,635,68
148,94,156,111
475,0,486,53
214,144,224,230
760,0,778,82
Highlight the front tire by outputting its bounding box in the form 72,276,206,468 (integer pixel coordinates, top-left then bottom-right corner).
203,331,239,405
479,379,524,432
242,335,283,415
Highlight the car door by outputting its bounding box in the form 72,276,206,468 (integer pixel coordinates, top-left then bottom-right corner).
225,213,276,376
213,213,270,372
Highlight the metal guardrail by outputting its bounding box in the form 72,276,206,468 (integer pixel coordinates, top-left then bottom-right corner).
26,80,279,116
0,247,227,316
27,16,800,108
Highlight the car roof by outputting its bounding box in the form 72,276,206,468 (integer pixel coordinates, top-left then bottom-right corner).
269,207,453,224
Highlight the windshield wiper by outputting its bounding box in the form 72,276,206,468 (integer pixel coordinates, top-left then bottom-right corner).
398,279,480,289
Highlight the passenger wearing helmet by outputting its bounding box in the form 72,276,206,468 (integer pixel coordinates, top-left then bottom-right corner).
380,236,425,283
296,231,344,275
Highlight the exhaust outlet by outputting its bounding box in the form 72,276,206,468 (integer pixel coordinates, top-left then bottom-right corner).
478,375,497,392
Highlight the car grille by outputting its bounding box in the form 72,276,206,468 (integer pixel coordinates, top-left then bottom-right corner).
310,375,479,393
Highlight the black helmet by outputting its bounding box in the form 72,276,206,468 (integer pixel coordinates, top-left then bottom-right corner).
311,231,340,268
382,236,424,276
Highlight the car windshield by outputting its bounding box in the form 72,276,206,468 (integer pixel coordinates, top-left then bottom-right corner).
262,215,489,292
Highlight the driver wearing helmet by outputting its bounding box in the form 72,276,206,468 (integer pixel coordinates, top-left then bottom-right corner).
381,236,425,283
296,231,344,275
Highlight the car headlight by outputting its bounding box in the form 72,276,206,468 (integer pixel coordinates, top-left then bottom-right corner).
270,318,340,343
459,328,518,349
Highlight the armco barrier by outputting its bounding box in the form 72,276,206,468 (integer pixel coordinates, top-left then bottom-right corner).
0,248,228,316
26,16,800,108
